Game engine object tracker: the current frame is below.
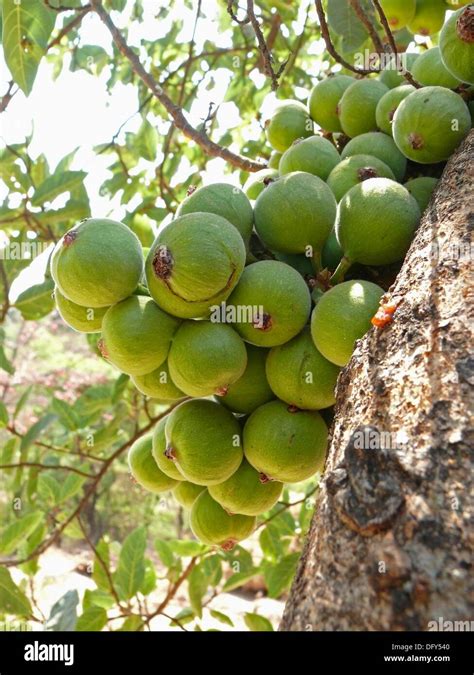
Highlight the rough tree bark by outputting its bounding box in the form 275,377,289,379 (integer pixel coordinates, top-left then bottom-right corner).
281,131,474,631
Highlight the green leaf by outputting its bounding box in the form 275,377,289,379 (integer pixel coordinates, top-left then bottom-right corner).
44,590,79,631
326,0,373,52
167,539,208,557
210,609,234,627
37,473,61,504
14,278,55,321
244,612,274,632
0,511,43,555
83,589,115,611
13,386,32,419
139,558,156,596
0,344,14,375
259,523,284,561
2,0,56,95
114,527,147,600
170,607,195,627
76,605,107,632
31,170,86,206
0,400,8,427
222,568,260,593
51,397,80,431
0,567,32,616
118,614,143,631
154,539,175,568
92,539,111,592
59,472,86,503
263,552,300,599
20,414,55,452
187,565,207,619
135,118,158,161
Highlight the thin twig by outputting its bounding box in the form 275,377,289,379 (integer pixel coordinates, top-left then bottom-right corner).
247,0,285,91
349,0,384,54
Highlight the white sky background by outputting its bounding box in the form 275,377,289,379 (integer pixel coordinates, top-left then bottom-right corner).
0,0,358,298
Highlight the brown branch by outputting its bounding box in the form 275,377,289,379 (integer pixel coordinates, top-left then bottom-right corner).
0,81,18,114
257,485,319,530
44,0,91,11
47,5,92,49
247,0,285,91
90,0,265,172
349,0,384,54
0,462,95,478
314,0,379,75
371,0,422,88
227,0,250,25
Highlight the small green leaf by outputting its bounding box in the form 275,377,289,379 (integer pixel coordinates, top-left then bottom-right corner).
263,552,300,599
167,539,208,557
114,527,147,600
37,473,61,505
83,589,115,611
118,614,143,631
59,472,86,503
76,606,107,632
0,567,32,616
0,511,43,555
31,170,86,206
14,278,55,321
259,523,284,561
44,590,79,631
210,609,234,627
154,539,175,567
187,566,207,619
20,414,55,452
222,568,260,593
51,398,80,431
92,539,111,592
244,612,274,632
0,400,8,427
135,118,158,161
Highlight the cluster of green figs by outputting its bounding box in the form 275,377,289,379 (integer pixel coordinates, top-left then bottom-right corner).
50,3,473,549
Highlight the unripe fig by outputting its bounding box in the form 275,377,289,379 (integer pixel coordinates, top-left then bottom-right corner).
439,5,474,85
100,295,180,376
308,75,355,132
341,131,407,181
273,252,315,278
190,490,256,550
404,176,438,212
168,321,247,398
310,280,384,366
227,260,311,347
152,417,184,481
51,218,143,308
128,433,179,493
145,212,246,319
165,399,243,485
254,171,336,256
217,344,274,415
335,178,420,268
327,154,395,202
243,169,279,200
127,213,155,247
379,0,416,29
209,459,282,516
176,183,254,244
338,79,389,137
266,328,340,410
375,85,415,136
173,481,205,509
265,100,313,152
378,53,419,89
278,136,340,181
131,361,185,400
243,400,328,483
268,151,282,169
407,0,447,36
321,229,344,271
54,288,108,333
411,46,462,88
393,86,471,163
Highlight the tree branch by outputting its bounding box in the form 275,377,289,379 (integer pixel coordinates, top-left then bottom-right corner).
90,0,265,172
246,0,287,91
349,0,384,54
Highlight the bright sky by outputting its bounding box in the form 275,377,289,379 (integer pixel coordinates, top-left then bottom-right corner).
0,0,321,298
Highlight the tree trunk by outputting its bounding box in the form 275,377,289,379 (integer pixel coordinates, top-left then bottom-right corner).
280,131,474,631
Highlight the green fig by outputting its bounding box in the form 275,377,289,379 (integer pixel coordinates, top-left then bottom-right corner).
439,5,474,85
165,399,243,485
227,260,311,347
339,79,389,137
176,183,254,244
128,432,179,493
310,280,384,366
266,328,340,410
145,212,246,319
209,459,282,516
254,171,337,257
54,287,108,333
51,218,144,308
152,416,184,481
190,490,256,550
131,361,185,400
411,46,462,88
341,131,407,181
243,169,279,200
327,154,395,202
268,151,282,169
168,321,247,397
265,100,313,152
173,481,205,509
100,295,180,376
379,0,416,29
393,86,471,163
217,344,274,415
378,53,419,89
243,400,328,483
407,0,447,36
308,75,355,132
404,176,438,212
375,85,415,136
278,135,340,181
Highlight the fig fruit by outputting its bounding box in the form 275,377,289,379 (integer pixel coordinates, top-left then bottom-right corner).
327,154,395,202
404,176,438,211
217,344,274,415
278,135,340,181
54,288,108,333
439,5,474,85
128,433,179,493
411,46,462,88
190,490,256,550
145,212,246,319
51,218,144,308
379,0,416,29
131,361,185,400
407,0,447,36
375,84,415,135
243,169,279,200
152,416,184,481
243,400,328,483
308,75,355,132
338,79,389,137
378,53,419,89
265,100,313,152
173,481,205,509
341,131,407,181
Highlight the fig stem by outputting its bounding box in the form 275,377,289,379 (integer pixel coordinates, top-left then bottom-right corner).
311,249,323,275
330,256,352,285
